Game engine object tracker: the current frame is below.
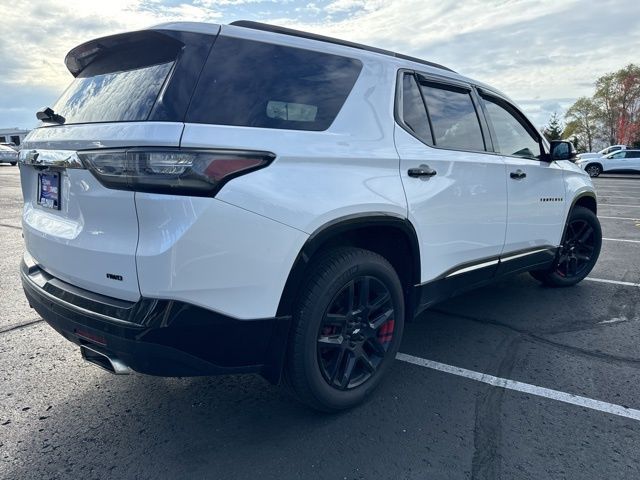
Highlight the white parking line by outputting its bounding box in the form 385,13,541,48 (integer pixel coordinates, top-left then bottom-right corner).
598,204,640,208
596,190,640,194
598,216,640,221
598,196,640,199
603,238,640,244
585,277,640,288
396,353,640,422
595,184,640,187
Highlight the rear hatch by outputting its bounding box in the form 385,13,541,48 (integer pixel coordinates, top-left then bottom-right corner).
19,26,217,301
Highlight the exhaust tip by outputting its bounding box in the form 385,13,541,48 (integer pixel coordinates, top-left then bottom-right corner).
80,344,131,375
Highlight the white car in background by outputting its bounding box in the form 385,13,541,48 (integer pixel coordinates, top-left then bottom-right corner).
0,145,18,165
578,144,628,161
576,149,640,177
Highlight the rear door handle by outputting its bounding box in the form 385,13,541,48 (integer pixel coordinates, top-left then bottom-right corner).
408,165,437,178
510,169,526,180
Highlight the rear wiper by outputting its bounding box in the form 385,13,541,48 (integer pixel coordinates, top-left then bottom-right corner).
36,107,65,125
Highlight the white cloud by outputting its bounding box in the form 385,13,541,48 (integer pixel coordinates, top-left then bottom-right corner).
0,0,223,90
324,0,385,14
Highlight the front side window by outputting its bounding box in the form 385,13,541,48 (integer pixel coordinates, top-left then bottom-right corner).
482,96,541,159
419,82,485,151
608,151,625,159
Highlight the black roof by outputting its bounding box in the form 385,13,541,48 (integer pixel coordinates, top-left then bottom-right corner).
230,20,455,73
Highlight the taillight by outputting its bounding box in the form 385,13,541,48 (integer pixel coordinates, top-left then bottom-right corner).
77,149,275,196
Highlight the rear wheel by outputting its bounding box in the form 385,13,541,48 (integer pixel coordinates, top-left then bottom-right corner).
586,164,601,177
10,162,17,166
286,247,404,411
530,206,601,287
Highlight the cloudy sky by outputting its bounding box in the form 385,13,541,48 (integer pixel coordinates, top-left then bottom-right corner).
1,0,639,130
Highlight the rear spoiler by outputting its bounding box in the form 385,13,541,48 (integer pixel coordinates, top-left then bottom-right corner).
64,29,185,77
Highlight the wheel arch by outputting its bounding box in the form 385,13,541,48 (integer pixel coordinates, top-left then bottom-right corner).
559,191,598,246
276,213,421,318
571,191,597,215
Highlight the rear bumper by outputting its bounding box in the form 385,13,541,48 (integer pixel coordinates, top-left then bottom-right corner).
21,259,291,383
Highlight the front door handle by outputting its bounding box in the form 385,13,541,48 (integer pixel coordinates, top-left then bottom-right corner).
510,169,526,180
408,165,437,178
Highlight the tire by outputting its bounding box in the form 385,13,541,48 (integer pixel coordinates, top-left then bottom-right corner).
10,162,17,166
530,206,602,287
285,247,404,412
585,164,601,177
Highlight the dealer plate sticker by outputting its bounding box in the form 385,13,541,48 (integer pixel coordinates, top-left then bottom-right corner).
38,172,61,210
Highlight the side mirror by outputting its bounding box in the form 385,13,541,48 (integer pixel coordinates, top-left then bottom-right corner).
550,140,577,161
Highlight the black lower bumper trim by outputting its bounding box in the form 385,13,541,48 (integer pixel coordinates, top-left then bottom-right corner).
21,260,291,383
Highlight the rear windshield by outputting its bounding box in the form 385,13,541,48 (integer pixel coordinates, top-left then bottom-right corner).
186,36,363,131
52,39,180,124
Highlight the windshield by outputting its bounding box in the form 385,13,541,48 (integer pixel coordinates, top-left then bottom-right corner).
599,146,622,155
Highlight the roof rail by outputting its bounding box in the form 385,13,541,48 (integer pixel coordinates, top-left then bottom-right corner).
230,20,456,73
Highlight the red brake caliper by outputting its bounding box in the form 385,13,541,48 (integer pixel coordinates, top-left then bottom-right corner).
377,319,394,347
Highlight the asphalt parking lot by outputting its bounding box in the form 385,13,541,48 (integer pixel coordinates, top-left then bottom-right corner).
1,165,639,479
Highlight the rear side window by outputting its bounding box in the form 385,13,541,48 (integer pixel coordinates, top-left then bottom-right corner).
53,37,181,124
419,82,485,151
401,74,433,144
186,36,363,131
627,151,640,158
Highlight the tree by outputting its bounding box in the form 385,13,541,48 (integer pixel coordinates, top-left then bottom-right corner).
614,64,640,145
594,72,618,145
564,97,599,152
543,112,563,141
564,63,640,150
593,64,640,145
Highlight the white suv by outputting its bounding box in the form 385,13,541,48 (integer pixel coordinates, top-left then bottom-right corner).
19,21,601,411
576,149,640,177
577,144,628,161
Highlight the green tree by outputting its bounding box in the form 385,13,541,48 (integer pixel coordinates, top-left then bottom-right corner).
564,97,599,152
594,72,618,145
543,112,563,141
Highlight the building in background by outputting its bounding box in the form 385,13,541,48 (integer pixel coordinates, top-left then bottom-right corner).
0,128,30,148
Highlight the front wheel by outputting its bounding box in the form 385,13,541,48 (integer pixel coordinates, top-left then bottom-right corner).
286,247,404,411
530,206,602,287
586,164,601,177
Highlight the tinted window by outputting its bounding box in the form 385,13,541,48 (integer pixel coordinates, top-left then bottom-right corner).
187,36,362,131
419,82,484,151
53,41,179,124
627,151,640,158
401,74,432,144
482,96,541,159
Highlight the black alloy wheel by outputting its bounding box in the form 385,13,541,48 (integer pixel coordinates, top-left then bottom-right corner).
286,247,404,411
530,206,602,287
555,218,597,278
317,275,395,390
